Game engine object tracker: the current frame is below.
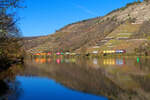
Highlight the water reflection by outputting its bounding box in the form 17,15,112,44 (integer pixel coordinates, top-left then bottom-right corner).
0,64,24,100
28,57,150,100
34,58,77,64
56,59,61,64
16,76,107,100
93,58,98,65
102,58,125,65
1,57,150,100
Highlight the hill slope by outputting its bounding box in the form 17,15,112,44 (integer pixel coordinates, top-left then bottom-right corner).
24,1,150,55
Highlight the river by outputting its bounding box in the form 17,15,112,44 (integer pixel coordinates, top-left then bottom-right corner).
0,57,150,100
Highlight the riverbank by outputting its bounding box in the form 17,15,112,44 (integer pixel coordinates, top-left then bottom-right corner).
29,53,150,59
0,57,24,72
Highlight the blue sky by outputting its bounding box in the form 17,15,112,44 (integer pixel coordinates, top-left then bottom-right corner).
18,0,141,37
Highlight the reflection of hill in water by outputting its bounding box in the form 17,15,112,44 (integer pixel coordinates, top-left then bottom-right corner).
20,58,150,100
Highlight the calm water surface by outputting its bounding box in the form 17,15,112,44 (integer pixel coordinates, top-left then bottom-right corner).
1,57,150,100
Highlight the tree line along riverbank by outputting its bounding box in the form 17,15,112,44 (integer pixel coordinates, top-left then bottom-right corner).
0,0,24,71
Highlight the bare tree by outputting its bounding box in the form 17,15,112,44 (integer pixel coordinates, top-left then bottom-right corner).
0,0,24,67
0,0,22,8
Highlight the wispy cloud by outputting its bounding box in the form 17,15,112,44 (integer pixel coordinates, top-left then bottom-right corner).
73,3,98,16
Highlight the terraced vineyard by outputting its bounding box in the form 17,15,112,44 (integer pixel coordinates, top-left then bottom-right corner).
24,1,150,55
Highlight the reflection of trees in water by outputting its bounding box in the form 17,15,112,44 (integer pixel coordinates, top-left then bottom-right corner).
0,80,9,96
0,64,24,100
23,58,150,100
0,80,23,100
7,79,23,100
1,58,150,100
